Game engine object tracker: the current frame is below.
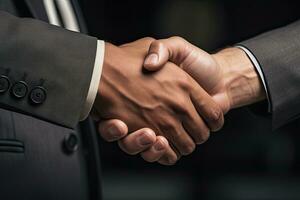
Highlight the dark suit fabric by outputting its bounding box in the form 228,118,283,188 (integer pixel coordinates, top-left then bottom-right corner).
240,21,300,129
0,1,102,200
0,11,97,129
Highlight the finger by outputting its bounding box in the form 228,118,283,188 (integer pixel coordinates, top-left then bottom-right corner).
143,36,194,71
182,102,211,144
118,128,156,155
189,81,224,132
98,119,128,142
162,122,196,156
157,143,180,166
140,136,168,163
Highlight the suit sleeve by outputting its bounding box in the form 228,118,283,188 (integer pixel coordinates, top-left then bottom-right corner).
238,20,300,129
0,11,98,129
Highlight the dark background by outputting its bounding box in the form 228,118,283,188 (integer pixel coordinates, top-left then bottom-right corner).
80,1,300,200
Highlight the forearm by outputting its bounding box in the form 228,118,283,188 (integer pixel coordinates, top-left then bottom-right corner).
213,47,266,111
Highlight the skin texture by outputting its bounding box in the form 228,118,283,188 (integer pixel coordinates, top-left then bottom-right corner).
98,37,266,165
143,37,266,112
94,38,224,165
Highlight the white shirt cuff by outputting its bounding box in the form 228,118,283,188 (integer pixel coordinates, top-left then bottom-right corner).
236,45,271,112
79,40,105,120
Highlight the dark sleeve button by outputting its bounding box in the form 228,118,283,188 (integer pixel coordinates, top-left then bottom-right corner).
11,81,28,98
63,133,79,154
30,86,47,105
0,75,10,93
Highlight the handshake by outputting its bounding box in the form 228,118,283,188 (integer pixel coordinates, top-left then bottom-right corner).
92,37,266,165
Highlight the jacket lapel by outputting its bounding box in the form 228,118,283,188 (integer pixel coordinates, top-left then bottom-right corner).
24,0,49,22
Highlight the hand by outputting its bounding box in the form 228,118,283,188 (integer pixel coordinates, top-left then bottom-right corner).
143,36,266,112
94,38,224,165
97,36,267,165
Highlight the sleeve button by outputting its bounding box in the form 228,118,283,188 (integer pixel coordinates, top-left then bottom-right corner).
0,76,10,93
11,81,28,98
63,133,79,154
30,86,47,104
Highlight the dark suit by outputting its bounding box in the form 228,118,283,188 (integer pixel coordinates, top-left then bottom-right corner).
239,21,300,129
0,1,102,199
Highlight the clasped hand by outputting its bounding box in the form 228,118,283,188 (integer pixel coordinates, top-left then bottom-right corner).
93,37,237,165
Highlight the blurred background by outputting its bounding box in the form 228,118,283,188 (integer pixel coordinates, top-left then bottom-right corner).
80,0,300,200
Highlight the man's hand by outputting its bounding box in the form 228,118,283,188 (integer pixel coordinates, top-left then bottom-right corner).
143,36,266,112
94,38,224,165
97,37,267,166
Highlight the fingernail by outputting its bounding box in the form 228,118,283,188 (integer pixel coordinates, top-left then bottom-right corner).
108,126,122,138
154,141,165,151
144,53,158,65
138,133,153,146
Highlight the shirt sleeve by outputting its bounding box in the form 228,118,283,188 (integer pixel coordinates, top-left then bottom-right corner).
79,40,105,120
236,45,271,112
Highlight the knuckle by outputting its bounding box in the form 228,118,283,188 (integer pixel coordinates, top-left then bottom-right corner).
153,40,163,47
175,98,190,115
159,118,178,133
142,37,156,43
179,73,192,87
170,129,182,141
170,36,184,42
154,41,167,51
196,98,208,108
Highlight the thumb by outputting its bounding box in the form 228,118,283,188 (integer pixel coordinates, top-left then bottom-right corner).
143,36,194,71
143,40,170,71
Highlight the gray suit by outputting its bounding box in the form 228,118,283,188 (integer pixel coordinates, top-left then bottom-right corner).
0,1,102,200
240,21,300,129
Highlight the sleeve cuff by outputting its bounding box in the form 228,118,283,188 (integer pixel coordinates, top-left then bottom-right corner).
236,45,271,112
79,40,105,120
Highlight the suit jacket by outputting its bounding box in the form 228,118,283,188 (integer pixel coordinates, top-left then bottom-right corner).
239,21,300,129
0,1,102,199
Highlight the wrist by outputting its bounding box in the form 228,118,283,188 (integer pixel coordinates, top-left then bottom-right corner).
212,47,266,110
95,42,119,116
